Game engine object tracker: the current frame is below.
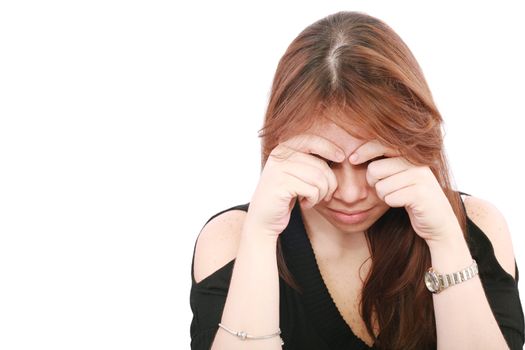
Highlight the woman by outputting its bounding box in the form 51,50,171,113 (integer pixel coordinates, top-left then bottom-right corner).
190,11,524,350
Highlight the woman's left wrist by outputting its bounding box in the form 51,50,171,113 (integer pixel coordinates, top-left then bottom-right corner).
425,226,473,273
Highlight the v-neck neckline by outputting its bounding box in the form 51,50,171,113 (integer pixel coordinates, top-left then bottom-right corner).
280,203,374,349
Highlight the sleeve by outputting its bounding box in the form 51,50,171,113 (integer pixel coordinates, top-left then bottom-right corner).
190,259,235,350
467,219,525,350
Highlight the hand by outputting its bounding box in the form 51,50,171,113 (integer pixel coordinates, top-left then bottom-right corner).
246,134,345,237
349,140,461,242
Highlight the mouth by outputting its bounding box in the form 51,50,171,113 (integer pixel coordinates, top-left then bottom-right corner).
329,207,372,215
326,207,373,225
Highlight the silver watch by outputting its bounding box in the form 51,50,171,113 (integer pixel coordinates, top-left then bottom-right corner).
424,260,478,294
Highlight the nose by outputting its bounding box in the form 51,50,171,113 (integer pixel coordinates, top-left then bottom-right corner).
332,162,369,204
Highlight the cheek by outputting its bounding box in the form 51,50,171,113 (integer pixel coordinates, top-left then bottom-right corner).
375,202,390,214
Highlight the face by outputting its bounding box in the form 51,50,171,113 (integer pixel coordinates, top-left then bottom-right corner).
309,122,390,234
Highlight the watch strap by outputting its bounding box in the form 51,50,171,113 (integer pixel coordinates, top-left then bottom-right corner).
439,260,478,289
426,260,478,293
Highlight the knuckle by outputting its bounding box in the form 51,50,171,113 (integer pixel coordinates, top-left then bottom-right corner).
374,181,385,198
312,169,325,184
326,171,337,188
383,192,394,206
367,161,380,177
311,186,320,201
270,147,292,162
366,171,376,187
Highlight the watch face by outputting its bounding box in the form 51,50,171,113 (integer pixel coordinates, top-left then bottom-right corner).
424,271,440,293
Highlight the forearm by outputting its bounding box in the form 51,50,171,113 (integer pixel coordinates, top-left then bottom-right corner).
211,220,282,350
428,228,509,350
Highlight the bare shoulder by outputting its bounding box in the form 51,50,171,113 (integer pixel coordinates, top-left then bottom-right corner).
463,195,516,278
193,209,247,283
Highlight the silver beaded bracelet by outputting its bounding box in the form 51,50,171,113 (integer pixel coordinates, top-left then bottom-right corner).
218,323,284,345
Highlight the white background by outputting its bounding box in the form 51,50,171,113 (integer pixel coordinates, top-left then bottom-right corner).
1,1,523,349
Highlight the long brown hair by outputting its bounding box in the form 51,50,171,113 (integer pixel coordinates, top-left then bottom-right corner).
259,11,466,349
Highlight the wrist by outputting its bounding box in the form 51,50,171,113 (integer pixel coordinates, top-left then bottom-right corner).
241,218,280,246
426,228,473,273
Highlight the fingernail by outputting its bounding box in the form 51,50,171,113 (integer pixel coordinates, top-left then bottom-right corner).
349,153,358,163
335,150,345,161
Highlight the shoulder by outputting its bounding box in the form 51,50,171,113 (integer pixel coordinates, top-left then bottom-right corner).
463,195,516,278
193,207,247,283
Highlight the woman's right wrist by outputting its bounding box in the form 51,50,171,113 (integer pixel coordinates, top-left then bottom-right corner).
241,216,280,246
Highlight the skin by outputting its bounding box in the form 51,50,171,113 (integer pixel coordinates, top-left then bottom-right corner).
301,122,390,242
300,122,466,245
296,122,477,345
194,121,514,349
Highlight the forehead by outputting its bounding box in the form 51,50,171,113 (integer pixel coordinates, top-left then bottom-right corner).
309,121,368,156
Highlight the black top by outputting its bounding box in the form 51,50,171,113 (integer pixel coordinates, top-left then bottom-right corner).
190,202,525,349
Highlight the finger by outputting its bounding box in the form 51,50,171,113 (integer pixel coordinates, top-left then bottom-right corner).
325,165,338,201
366,157,413,187
381,169,437,208
286,152,338,201
382,184,419,208
282,134,346,163
281,161,330,202
348,140,399,165
373,166,432,202
374,170,416,202
269,145,338,201
283,173,321,208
